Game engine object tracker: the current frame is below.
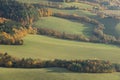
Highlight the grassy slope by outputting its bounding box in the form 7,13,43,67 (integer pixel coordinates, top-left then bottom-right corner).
62,2,93,9
52,8,96,17
0,35,120,80
34,17,94,36
0,68,120,80
0,35,120,63
1,1,120,80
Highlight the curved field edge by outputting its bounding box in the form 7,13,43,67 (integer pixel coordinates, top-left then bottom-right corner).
0,35,120,63
33,17,94,37
0,68,120,80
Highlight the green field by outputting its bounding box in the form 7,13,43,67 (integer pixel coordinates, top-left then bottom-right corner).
1,35,120,80
1,0,120,80
62,2,93,9
34,17,94,36
52,8,96,17
0,68,120,80
0,35,120,63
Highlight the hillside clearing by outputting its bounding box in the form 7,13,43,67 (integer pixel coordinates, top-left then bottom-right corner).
34,17,94,36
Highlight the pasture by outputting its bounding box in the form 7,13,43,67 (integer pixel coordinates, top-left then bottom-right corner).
34,17,94,36
0,68,120,80
1,0,120,80
0,35,120,63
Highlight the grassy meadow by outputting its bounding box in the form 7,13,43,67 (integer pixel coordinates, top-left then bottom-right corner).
61,2,93,9
0,68,120,80
0,35,120,63
1,0,120,80
34,17,94,36
1,35,120,80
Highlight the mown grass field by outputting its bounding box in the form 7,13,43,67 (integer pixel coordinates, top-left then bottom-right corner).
34,17,94,36
0,35,120,63
0,35,120,80
0,67,120,80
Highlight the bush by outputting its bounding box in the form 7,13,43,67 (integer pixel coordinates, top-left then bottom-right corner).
0,53,117,73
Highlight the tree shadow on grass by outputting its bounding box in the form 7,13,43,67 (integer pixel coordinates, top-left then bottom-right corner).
82,23,95,37
46,67,72,73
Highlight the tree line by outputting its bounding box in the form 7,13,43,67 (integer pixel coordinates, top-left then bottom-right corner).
0,52,120,73
0,0,40,26
53,12,120,45
37,28,89,42
0,20,37,45
0,0,52,45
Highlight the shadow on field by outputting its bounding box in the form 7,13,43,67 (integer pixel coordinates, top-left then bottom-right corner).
82,23,95,37
46,67,72,73
97,17,120,37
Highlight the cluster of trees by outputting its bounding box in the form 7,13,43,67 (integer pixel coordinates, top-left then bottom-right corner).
64,6,79,10
0,0,39,26
82,0,120,10
53,12,120,45
93,24,118,44
33,1,89,10
92,14,120,44
0,52,119,73
0,17,7,23
0,26,36,45
33,1,63,9
68,60,115,73
0,20,37,45
97,12,120,20
37,28,89,42
54,13,101,25
0,31,24,45
50,0,112,3
38,8,53,17
50,0,120,10
0,0,40,45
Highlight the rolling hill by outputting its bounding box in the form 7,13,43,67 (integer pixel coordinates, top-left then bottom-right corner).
0,0,120,80
0,35,120,80
34,17,94,36
0,35,120,63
